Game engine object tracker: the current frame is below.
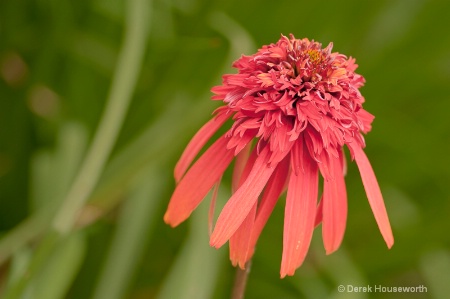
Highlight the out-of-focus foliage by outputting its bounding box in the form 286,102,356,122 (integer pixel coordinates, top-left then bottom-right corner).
0,0,449,298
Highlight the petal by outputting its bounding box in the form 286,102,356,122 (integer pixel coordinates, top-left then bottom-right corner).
231,142,254,193
280,140,319,278
341,150,347,176
210,146,278,248
164,135,234,227
322,150,348,254
347,142,394,248
208,178,221,236
229,147,258,269
314,195,323,228
228,129,256,156
247,155,290,258
229,201,257,269
316,150,333,181
174,112,230,182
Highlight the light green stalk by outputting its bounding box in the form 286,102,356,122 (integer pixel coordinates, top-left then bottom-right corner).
52,0,150,234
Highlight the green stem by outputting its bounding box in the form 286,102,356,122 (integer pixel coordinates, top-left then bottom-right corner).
52,0,150,234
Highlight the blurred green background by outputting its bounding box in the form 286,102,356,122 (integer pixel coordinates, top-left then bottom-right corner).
1,0,449,298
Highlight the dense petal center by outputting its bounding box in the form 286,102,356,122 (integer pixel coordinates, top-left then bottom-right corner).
212,34,372,163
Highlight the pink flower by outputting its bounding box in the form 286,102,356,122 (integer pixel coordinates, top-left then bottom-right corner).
164,34,393,277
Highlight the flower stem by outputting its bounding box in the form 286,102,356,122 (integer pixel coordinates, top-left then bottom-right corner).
231,260,252,299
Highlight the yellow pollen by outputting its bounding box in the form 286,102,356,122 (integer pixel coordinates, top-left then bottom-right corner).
306,49,323,65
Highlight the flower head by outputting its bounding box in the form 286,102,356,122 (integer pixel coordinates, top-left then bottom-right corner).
164,34,393,277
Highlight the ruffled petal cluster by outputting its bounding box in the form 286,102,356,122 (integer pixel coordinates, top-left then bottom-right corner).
165,34,393,277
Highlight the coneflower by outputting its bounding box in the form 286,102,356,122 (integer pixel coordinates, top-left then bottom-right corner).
164,34,393,278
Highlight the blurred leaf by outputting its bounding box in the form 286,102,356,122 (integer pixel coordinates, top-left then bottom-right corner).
92,166,165,299
4,247,32,293
29,232,86,299
207,11,256,66
362,0,426,57
90,94,212,209
420,250,450,299
312,240,369,299
2,232,86,299
0,211,49,265
66,31,118,75
156,190,226,299
383,186,420,230
93,0,125,22
0,122,88,264
30,122,88,211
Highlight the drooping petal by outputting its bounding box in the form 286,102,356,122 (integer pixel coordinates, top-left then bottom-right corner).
314,195,323,228
174,112,230,182
347,142,394,248
231,142,253,193
164,135,234,227
316,149,345,230
341,149,347,176
281,140,318,278
314,149,347,227
208,178,221,236
247,155,290,259
210,146,279,248
229,201,257,269
229,147,258,269
321,150,348,254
